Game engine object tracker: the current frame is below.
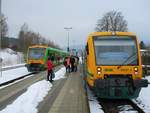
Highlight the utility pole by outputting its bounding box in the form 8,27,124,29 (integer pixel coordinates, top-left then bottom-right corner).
0,0,2,77
64,27,72,52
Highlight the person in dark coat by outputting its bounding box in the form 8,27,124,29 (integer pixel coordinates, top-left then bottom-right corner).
47,57,53,82
70,56,75,72
74,56,79,72
66,57,71,73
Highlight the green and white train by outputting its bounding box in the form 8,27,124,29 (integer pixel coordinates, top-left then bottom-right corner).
26,45,68,72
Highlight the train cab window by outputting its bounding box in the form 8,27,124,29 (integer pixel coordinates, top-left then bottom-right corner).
93,36,138,65
28,48,45,59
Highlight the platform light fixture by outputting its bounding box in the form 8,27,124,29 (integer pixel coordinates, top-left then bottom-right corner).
64,27,72,52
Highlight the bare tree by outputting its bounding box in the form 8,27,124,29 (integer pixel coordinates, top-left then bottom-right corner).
1,14,8,37
18,23,60,52
1,14,9,48
95,11,128,32
18,23,28,52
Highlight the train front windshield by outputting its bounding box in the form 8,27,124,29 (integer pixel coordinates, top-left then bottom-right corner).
94,36,138,66
28,48,45,59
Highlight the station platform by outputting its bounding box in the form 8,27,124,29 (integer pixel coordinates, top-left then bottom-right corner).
47,71,90,113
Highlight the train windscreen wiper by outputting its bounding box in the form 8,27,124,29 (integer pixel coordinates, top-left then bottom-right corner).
117,52,137,69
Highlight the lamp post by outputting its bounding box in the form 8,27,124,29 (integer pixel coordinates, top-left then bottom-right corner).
64,27,72,52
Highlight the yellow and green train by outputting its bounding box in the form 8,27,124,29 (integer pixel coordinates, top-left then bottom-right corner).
26,45,67,72
85,32,148,99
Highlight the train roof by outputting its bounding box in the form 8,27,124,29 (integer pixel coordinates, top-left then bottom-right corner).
46,47,68,54
28,45,68,54
29,45,48,49
88,32,136,37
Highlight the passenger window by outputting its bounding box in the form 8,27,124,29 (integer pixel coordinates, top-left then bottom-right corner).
48,50,50,56
51,55,55,61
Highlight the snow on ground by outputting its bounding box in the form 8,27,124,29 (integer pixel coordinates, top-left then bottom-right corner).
132,76,150,113
0,48,66,84
0,67,30,84
0,66,66,113
87,86,104,113
118,105,138,113
0,80,52,113
0,48,24,67
2,63,25,69
0,66,66,85
54,67,66,80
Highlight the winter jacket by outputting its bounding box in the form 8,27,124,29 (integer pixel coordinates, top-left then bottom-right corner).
66,58,70,66
47,60,53,71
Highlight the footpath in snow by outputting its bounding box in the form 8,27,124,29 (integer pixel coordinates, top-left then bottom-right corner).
0,67,66,113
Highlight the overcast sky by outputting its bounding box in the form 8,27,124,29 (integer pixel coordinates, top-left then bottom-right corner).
2,0,150,48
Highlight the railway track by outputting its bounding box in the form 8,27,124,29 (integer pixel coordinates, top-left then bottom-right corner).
0,65,64,111
86,85,145,113
0,72,34,87
0,64,63,87
2,64,26,71
98,98,145,113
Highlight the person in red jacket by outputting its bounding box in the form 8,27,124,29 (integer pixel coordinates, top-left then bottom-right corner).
47,57,53,82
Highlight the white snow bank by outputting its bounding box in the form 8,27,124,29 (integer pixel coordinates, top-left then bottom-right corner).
2,63,25,69
132,76,150,113
119,111,138,113
118,105,138,113
0,48,24,67
0,67,66,113
0,67,29,84
87,86,104,113
54,67,66,80
0,80,52,113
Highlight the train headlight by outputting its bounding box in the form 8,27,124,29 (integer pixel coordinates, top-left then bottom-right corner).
97,67,101,71
135,71,138,75
97,67,102,75
112,32,116,35
134,67,138,71
98,71,101,75
134,67,138,75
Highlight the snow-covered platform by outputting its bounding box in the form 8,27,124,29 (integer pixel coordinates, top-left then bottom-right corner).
47,71,90,113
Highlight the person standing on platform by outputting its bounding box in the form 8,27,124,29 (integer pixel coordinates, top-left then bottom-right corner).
70,56,75,72
66,57,71,73
74,56,79,72
47,57,53,82
63,57,67,71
